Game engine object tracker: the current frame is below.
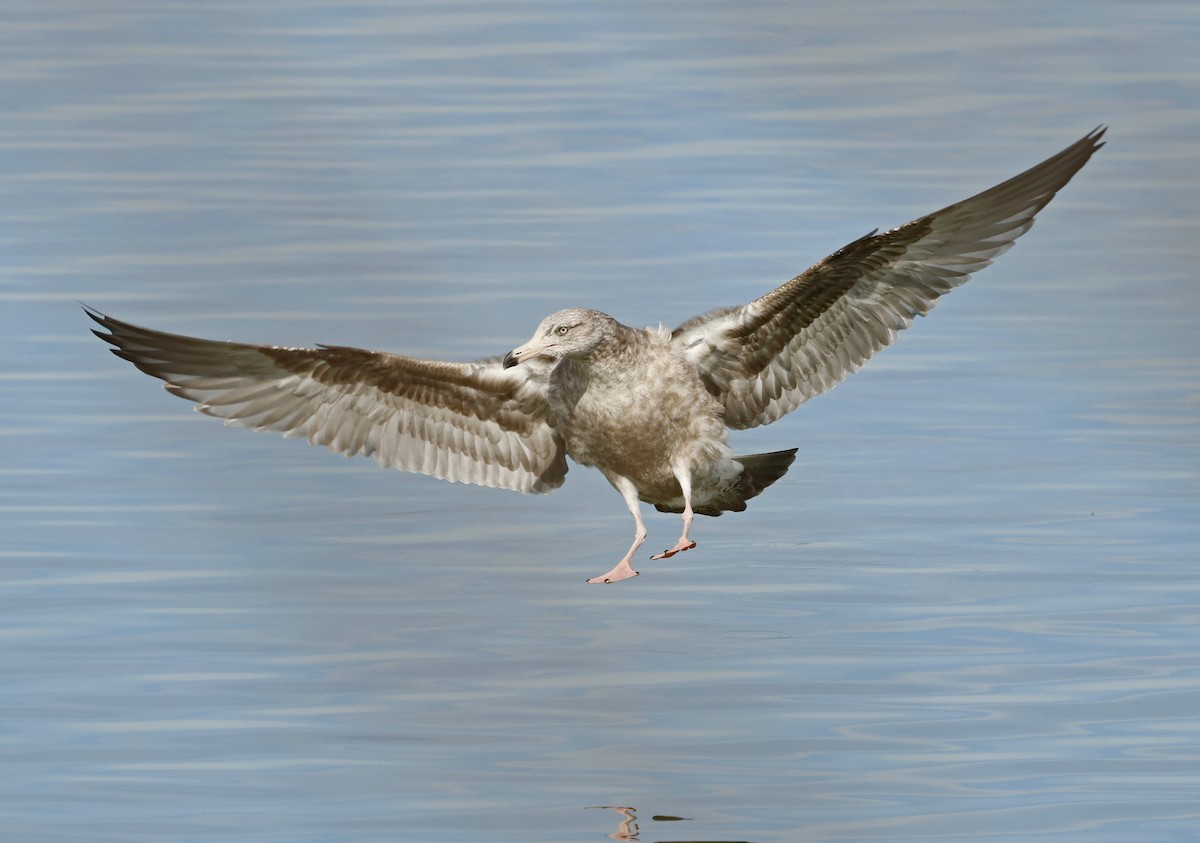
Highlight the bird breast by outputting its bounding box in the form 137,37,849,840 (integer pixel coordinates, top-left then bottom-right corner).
547,333,728,494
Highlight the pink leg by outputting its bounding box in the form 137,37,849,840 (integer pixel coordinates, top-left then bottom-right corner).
651,467,696,560
587,475,646,584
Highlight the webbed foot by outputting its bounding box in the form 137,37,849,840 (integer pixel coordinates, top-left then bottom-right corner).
650,539,696,560
587,560,640,584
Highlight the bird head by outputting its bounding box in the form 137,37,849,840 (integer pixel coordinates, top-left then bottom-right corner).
503,308,616,368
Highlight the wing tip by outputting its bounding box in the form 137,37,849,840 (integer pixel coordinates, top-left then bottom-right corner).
84,305,124,354
1082,124,1108,157
81,302,109,332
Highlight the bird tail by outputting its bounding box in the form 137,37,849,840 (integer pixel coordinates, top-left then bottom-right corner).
660,447,797,516
734,447,798,503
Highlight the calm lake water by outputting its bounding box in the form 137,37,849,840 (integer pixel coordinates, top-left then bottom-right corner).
2,1,1198,841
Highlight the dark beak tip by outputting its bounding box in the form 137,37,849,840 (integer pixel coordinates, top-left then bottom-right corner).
502,351,518,369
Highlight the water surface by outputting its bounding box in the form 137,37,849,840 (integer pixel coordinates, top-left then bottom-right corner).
2,2,1198,841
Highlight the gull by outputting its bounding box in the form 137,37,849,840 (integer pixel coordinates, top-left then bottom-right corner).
88,128,1105,583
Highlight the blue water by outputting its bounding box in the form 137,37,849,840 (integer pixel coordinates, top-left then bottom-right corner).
2,1,1198,841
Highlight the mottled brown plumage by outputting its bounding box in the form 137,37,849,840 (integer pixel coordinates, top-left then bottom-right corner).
89,127,1104,583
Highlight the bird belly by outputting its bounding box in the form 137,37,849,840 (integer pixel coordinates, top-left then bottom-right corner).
555,374,731,504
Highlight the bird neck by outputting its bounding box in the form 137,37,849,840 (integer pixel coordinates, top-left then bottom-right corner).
569,324,642,379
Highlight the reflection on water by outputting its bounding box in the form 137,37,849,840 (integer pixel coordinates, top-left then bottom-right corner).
593,806,642,842
3,0,1200,841
589,806,750,843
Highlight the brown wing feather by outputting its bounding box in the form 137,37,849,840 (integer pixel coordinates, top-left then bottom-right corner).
87,309,567,493
674,127,1105,429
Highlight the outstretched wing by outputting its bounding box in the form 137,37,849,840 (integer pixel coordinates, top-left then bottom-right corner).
87,309,568,493
673,127,1106,429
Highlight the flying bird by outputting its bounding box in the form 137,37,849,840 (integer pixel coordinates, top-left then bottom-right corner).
88,127,1105,583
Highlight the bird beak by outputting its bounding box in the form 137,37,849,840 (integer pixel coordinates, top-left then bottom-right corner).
503,341,535,369
503,336,551,369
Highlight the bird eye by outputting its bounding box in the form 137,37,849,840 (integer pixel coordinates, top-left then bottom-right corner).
556,325,570,336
